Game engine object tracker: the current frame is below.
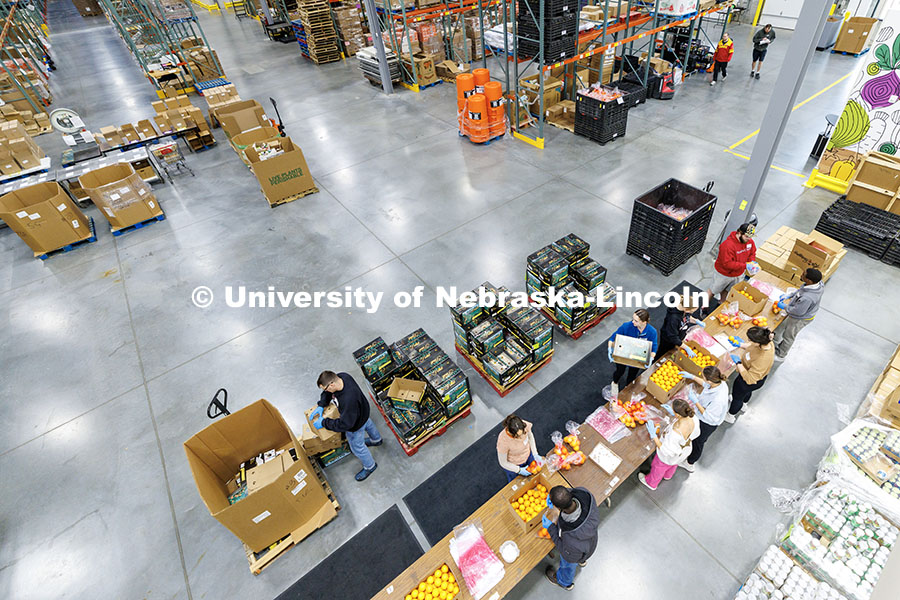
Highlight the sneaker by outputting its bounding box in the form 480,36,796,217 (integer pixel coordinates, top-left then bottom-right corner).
579,561,587,567
710,80,716,86
755,73,760,80
355,463,377,481
365,438,383,447
638,473,657,491
739,404,750,415
723,413,737,424
774,354,786,362
722,74,727,80
750,70,754,77
680,461,696,473
545,566,574,590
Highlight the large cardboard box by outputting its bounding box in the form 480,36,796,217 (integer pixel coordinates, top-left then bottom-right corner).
245,136,318,206
725,280,768,316
657,0,697,16
605,0,630,18
78,163,163,231
612,334,652,368
184,399,337,553
435,60,471,81
834,17,878,54
300,405,343,455
215,100,269,139
787,231,844,273
229,126,282,164
0,182,92,254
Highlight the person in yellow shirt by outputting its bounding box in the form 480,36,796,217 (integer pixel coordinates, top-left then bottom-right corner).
724,326,775,423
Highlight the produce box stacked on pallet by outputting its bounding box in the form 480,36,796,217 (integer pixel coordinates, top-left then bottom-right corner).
626,178,717,276
516,0,578,62
0,108,51,137
332,6,367,56
755,225,847,285
0,120,47,177
574,87,629,144
296,0,342,64
353,330,473,448
451,280,509,351
815,197,900,261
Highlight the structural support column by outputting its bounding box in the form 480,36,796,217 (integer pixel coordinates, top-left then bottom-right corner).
723,0,833,235
362,0,394,94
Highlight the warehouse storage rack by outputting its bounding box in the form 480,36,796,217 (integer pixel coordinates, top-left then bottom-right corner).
99,0,225,93
0,0,54,117
506,0,734,148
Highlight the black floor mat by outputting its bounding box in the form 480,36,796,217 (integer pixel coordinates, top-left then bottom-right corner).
276,504,423,599
403,281,700,545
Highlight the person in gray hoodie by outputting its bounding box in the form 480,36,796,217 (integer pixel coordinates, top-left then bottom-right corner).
542,486,600,590
774,268,824,360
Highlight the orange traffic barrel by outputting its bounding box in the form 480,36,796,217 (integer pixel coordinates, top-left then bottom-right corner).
473,68,490,94
483,81,506,137
466,93,490,143
456,73,475,112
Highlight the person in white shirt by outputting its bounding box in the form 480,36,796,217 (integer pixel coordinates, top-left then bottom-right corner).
678,366,729,472
639,398,699,490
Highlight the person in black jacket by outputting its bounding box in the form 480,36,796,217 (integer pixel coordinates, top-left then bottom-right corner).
314,371,382,481
541,486,600,590
657,296,705,357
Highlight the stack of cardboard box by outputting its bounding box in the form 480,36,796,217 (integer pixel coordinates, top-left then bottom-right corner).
151,97,216,150
401,53,439,87
412,21,445,63
0,71,51,114
214,99,270,139
384,25,421,55
203,84,241,128
72,0,103,17
0,181,93,255
845,151,900,216
520,74,563,115
78,163,163,232
184,400,338,557
465,17,483,60
96,120,160,148
0,121,47,176
333,7,368,57
755,226,847,285
867,345,900,429
0,105,51,137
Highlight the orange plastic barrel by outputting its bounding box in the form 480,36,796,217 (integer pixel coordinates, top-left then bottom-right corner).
472,68,490,94
483,81,506,138
466,93,490,143
456,73,475,112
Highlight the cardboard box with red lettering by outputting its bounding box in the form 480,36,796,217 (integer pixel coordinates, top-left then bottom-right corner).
0,182,92,255
184,399,338,553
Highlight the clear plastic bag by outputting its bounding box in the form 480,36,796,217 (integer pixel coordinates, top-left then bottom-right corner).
450,520,505,599
565,420,580,436
586,405,631,443
601,383,617,404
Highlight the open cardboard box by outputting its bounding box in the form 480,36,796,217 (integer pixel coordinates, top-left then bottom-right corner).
671,340,716,377
300,405,342,455
0,181,92,254
184,399,336,553
215,100,269,139
245,136,317,206
644,360,685,403
612,334,652,368
504,472,551,533
229,126,282,164
78,163,162,231
788,231,843,273
725,281,767,316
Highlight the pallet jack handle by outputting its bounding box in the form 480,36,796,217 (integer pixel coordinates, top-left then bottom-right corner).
208,388,231,419
269,97,285,136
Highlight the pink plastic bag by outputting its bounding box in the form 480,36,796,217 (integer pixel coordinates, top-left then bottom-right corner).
452,522,505,599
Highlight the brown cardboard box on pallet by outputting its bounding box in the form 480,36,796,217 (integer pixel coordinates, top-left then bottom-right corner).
300,405,343,455
184,399,337,553
787,231,843,273
402,53,439,86
520,74,564,113
229,126,282,164
215,100,269,139
72,0,103,17
245,136,318,206
834,17,877,55
78,163,163,231
0,182,92,255
435,60,471,82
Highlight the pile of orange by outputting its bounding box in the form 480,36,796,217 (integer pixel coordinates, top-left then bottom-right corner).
406,564,459,600
716,313,743,329
751,316,768,327
511,484,549,522
563,434,581,452
616,398,647,428
772,304,782,315
650,360,683,391
737,290,755,301
679,347,716,368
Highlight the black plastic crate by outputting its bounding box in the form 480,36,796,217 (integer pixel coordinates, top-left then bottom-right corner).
631,179,717,235
517,13,578,39
575,89,629,120
814,197,900,259
574,111,627,144
882,237,900,267
611,80,646,108
518,35,577,62
518,0,576,18
815,217,892,259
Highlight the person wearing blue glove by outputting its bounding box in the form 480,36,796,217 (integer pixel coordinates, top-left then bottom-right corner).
317,370,382,482
773,268,824,362
658,295,704,357
724,326,775,423
730,353,741,364
679,366,729,472
606,309,658,402
544,486,600,591
497,414,542,482
661,404,675,416
639,399,698,491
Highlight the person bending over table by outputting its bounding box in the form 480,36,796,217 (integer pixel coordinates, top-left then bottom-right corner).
639,398,699,490
496,414,543,482
607,308,658,399
541,485,600,591
679,366,729,472
657,295,705,358
723,326,775,424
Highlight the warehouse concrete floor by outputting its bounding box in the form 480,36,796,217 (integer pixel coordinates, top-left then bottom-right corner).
2,2,900,599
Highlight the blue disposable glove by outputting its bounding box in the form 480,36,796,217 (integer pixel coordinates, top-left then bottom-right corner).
662,403,675,416
518,467,531,477
541,514,553,529
645,421,657,439
608,345,614,362
313,416,325,429
777,299,787,310
684,346,696,358
311,406,324,420
546,495,553,508
679,370,693,379
730,354,741,364
694,320,706,328
688,388,699,404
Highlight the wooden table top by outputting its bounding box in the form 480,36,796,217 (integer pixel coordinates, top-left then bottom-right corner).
371,471,568,600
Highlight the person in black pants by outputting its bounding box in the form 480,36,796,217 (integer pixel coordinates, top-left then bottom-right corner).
605,309,658,400
724,327,775,423
657,296,704,358
679,366,729,472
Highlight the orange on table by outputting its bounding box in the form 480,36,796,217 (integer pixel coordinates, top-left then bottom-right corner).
408,565,458,600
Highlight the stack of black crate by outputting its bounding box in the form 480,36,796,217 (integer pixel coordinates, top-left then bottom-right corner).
517,0,578,63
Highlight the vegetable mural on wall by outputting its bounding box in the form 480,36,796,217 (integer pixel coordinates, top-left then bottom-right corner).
817,25,900,181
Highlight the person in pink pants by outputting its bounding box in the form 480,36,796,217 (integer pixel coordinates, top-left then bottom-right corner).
639,398,699,490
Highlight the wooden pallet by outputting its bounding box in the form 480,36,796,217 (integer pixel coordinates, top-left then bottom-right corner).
243,459,340,575
267,186,319,207
110,213,166,236
455,344,553,397
36,218,97,260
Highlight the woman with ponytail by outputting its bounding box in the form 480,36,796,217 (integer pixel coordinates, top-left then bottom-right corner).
638,398,699,490
679,366,729,471
724,326,775,423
